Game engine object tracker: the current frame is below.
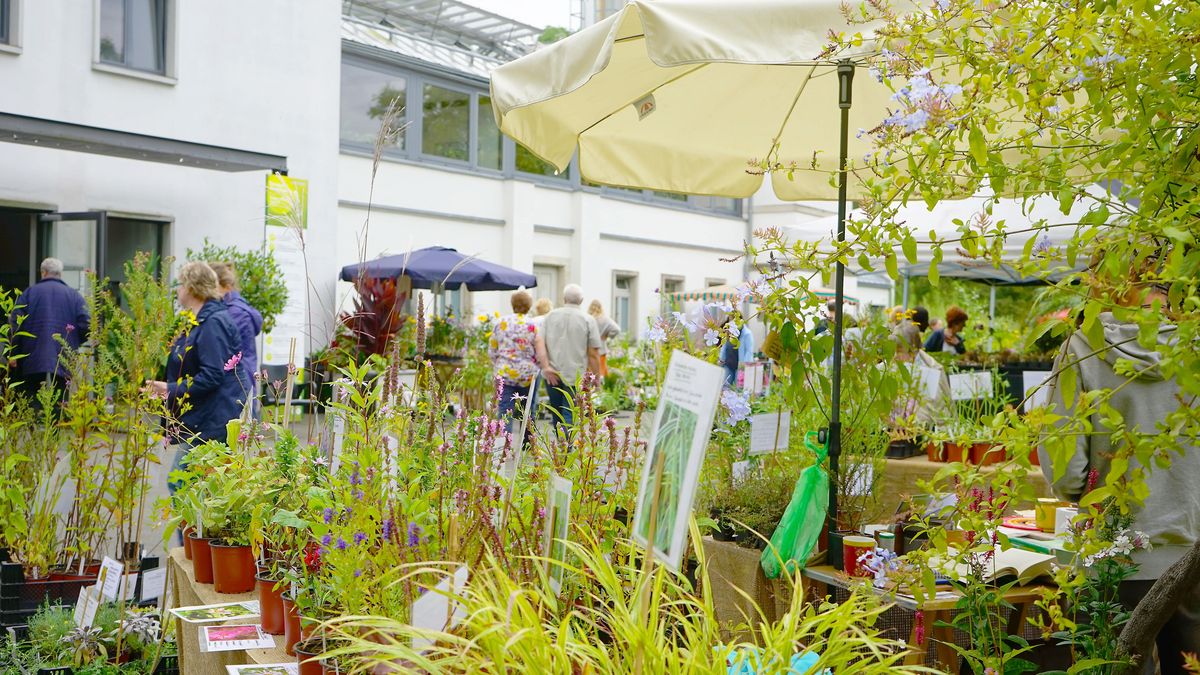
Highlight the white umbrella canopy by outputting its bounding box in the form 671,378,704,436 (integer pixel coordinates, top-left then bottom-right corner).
490,0,900,200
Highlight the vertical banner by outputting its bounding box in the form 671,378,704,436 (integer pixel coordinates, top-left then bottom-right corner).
262,174,309,366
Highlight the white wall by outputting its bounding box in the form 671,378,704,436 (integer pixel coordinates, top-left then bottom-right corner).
0,0,342,349
337,153,748,336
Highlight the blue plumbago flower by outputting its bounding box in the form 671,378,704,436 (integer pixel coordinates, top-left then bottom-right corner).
1032,234,1053,256
645,323,667,343
407,522,422,547
720,389,752,425
933,0,951,11
880,70,962,135
322,507,334,524
336,536,348,551
1047,104,1062,116
1067,70,1086,86
1085,50,1125,67
704,328,720,347
353,532,367,545
321,533,332,546
706,300,733,313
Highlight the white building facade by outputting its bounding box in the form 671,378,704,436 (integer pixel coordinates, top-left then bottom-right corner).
335,4,749,336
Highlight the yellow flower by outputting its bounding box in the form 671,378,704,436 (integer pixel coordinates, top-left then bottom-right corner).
477,313,489,323
499,321,508,331
180,309,198,327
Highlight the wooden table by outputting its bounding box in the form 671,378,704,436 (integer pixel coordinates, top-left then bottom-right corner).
802,564,1049,673
169,547,292,675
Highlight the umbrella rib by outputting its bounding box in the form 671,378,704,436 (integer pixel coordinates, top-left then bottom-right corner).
577,63,710,137
766,63,819,161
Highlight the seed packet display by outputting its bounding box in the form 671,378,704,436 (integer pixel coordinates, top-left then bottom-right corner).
199,623,275,652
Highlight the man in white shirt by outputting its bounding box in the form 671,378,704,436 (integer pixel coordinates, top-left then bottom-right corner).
536,284,601,433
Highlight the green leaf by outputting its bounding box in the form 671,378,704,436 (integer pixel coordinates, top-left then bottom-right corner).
885,253,899,280
1060,366,1077,409
928,247,943,287
969,126,987,166
902,235,917,264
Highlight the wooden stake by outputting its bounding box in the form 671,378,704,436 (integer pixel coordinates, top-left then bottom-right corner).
282,338,297,430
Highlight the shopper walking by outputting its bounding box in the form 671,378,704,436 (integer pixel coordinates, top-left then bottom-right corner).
209,262,264,386
924,306,968,354
145,261,249,456
536,284,600,432
489,290,539,431
9,258,89,408
587,299,621,377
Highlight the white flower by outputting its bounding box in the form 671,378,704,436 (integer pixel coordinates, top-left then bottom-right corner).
704,328,720,346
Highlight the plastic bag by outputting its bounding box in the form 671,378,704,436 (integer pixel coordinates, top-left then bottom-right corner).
760,430,829,578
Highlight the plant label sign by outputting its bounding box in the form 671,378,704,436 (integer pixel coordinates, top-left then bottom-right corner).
73,585,101,628
199,623,275,652
97,556,125,601
731,460,752,484
908,362,944,401
411,565,469,652
744,362,767,395
749,411,790,455
542,474,573,595
140,567,167,603
632,350,725,571
949,371,993,401
1023,370,1053,410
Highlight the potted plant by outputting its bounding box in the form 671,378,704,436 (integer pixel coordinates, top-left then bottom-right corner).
205,457,262,594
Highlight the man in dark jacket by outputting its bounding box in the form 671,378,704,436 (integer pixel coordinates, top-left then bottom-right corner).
9,258,90,405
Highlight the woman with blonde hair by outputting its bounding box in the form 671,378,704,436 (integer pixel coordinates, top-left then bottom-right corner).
146,261,249,457
587,299,621,377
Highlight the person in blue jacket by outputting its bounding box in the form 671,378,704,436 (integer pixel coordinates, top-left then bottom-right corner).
210,261,263,395
145,261,249,453
9,258,90,408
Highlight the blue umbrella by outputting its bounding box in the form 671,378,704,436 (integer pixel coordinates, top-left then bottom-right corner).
339,246,537,291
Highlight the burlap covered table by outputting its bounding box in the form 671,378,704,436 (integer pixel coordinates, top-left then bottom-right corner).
873,455,1051,521
169,547,291,675
700,537,794,641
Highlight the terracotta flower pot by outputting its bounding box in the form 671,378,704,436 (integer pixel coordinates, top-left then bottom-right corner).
926,441,947,462
183,526,196,560
257,573,286,635
944,442,967,463
295,638,325,675
188,532,215,584
1028,448,1041,466
282,592,302,656
969,442,1005,466
210,541,255,594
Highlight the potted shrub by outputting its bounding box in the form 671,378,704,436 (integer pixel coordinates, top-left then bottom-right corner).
205,463,259,594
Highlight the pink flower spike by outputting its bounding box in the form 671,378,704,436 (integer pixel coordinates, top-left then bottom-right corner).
224,352,243,372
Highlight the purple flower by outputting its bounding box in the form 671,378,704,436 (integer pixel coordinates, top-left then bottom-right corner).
353,568,363,578
65,323,75,333
1032,234,1053,256
703,328,720,346
322,507,334,524
335,536,348,551
321,533,332,546
645,323,667,343
720,389,752,425
354,489,365,501
353,532,367,545
407,522,422,547
382,518,395,539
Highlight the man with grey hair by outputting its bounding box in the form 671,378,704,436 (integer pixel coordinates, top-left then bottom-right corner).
536,283,600,432
10,257,89,407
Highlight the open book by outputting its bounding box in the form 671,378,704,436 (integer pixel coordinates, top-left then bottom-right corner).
936,546,1057,586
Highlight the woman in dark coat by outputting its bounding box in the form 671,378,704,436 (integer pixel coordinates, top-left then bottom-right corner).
145,261,249,451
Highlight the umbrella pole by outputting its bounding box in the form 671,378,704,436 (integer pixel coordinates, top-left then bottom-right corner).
828,60,855,532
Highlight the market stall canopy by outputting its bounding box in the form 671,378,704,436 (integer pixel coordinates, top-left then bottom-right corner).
339,247,537,291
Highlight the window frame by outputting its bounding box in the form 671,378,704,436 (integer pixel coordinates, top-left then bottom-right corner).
612,270,638,335
93,0,176,82
0,0,20,52
418,80,474,167
339,54,410,160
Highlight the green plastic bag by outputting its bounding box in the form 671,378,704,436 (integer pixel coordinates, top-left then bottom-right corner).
760,431,829,578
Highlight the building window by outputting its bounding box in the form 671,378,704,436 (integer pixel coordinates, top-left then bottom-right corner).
0,0,12,45
99,0,169,74
651,190,688,203
516,141,568,180
341,61,407,151
533,264,562,306
422,83,470,161
613,272,637,334
660,275,684,313
476,94,503,171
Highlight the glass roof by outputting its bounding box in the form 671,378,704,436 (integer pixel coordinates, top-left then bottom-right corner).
342,0,542,62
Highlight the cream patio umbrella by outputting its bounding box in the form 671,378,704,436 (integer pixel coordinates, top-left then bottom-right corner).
491,0,905,529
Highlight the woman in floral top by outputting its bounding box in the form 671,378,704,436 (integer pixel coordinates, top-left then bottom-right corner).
489,290,540,431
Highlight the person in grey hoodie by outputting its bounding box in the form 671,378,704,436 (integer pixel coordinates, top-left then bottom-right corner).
1040,295,1199,674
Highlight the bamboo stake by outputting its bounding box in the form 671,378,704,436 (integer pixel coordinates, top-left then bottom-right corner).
283,338,297,430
